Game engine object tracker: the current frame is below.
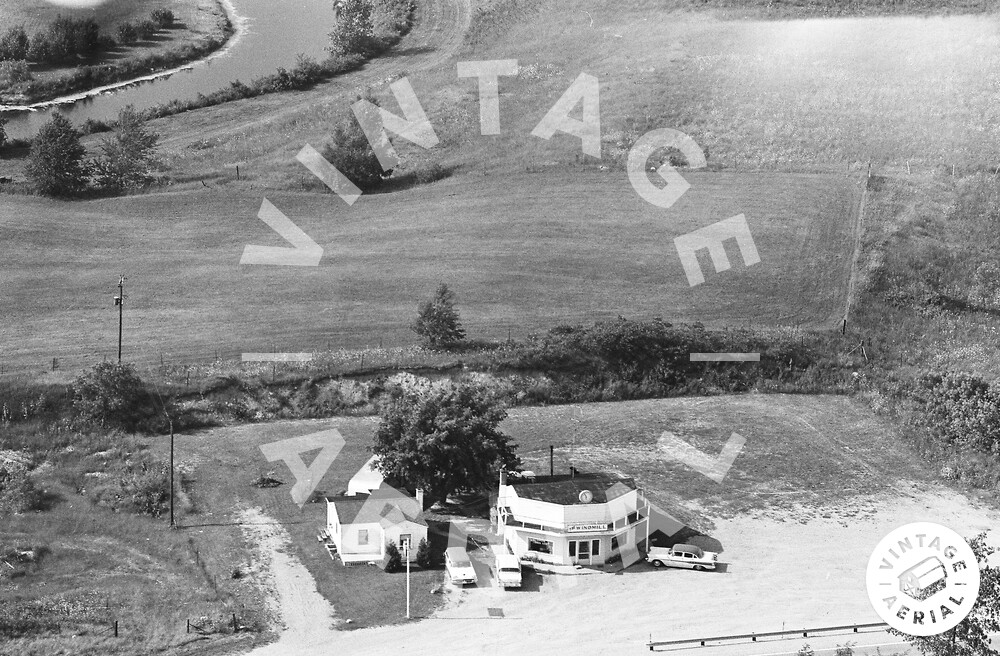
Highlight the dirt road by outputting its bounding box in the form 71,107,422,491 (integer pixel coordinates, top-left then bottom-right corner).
237,507,336,656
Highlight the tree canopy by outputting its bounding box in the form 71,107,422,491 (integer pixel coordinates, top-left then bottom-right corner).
328,0,376,57
26,111,88,197
411,283,466,347
93,105,160,193
890,532,1000,656
322,102,390,190
372,377,520,504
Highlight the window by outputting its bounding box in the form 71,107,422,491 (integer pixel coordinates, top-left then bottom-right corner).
358,529,369,545
527,538,552,554
592,540,600,556
610,536,619,552
569,541,576,557
627,511,639,524
400,534,411,551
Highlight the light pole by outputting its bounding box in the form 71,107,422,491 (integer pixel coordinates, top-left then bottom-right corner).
404,542,411,619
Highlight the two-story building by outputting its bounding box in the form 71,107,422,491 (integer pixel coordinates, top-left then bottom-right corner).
495,471,651,566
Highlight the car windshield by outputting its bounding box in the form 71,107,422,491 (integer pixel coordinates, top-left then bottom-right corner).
500,567,519,572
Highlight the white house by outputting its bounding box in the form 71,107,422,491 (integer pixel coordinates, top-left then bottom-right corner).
326,483,428,565
495,471,654,566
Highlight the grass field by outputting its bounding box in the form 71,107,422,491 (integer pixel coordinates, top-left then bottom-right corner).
0,169,859,375
101,0,1000,193
150,393,937,634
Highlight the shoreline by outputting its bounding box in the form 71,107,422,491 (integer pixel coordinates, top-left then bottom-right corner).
0,0,246,114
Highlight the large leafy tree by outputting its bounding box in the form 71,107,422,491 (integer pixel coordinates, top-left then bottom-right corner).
93,105,160,193
328,0,375,57
411,283,466,347
890,532,1000,656
72,362,146,428
26,111,88,197
372,380,520,504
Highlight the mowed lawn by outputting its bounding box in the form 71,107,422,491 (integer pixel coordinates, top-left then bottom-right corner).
160,394,936,630
0,169,858,373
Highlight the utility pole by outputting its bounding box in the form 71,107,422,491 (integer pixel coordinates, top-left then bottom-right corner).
114,275,125,363
169,416,175,529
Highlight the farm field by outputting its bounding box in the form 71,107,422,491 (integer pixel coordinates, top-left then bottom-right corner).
0,169,859,376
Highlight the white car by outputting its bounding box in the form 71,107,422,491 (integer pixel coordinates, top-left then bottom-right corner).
445,547,478,585
646,543,718,571
494,554,522,589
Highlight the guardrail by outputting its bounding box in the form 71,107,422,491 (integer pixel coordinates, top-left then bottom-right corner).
647,621,890,651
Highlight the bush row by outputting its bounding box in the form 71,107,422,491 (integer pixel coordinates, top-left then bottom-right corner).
21,32,231,103
0,9,176,65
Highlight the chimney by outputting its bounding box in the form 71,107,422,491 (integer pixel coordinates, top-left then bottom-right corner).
415,487,425,510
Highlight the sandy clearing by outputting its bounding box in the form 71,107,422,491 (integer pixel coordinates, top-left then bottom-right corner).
235,482,1000,656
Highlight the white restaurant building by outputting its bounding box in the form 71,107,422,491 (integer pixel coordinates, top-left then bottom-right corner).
495,471,651,566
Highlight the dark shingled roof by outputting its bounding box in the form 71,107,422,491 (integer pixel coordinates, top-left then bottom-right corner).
327,485,427,527
509,472,636,505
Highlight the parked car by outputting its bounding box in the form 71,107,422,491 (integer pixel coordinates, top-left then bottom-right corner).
646,543,718,571
494,553,522,589
445,546,478,585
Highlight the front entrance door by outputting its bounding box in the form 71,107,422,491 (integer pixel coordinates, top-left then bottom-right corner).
577,539,590,563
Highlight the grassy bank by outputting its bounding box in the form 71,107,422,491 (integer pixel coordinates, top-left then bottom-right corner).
0,0,233,105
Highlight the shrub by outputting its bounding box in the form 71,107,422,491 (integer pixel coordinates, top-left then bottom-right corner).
383,540,402,572
26,111,89,197
135,20,159,41
150,8,175,29
415,537,432,568
414,161,450,184
0,60,32,86
71,362,147,429
0,459,39,514
117,22,138,45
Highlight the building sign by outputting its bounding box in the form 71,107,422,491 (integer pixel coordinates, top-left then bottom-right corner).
567,522,609,533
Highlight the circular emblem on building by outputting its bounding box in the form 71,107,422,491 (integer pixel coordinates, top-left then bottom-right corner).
866,522,980,636
578,490,593,503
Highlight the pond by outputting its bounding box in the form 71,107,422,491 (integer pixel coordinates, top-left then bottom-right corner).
1,0,336,139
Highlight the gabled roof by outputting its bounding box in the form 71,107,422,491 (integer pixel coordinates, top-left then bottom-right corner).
508,472,637,505
328,483,427,528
